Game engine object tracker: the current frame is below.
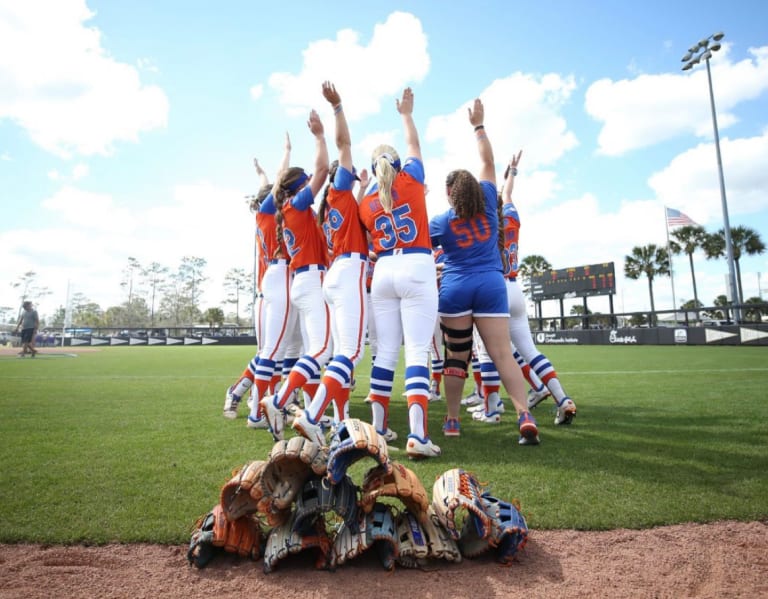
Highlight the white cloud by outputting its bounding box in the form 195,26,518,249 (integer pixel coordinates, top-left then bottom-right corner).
648,129,768,223
266,12,429,121
423,71,578,218
586,44,768,155
1,180,255,319
249,84,264,100
0,1,169,157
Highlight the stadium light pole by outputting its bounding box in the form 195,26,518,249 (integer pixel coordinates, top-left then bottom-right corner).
681,32,741,322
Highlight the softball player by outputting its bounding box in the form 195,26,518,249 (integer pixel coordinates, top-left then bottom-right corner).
358,87,440,460
292,82,369,446
472,153,576,426
429,98,539,446
261,109,332,440
224,144,293,422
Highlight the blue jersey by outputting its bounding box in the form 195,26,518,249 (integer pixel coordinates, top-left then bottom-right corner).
429,180,502,275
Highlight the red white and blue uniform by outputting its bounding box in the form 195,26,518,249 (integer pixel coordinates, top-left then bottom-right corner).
245,194,299,422
304,166,369,423
429,180,508,317
272,184,332,410
358,158,437,439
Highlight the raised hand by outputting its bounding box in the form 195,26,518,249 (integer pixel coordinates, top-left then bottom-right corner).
322,81,341,106
467,98,484,128
396,87,414,116
307,109,324,137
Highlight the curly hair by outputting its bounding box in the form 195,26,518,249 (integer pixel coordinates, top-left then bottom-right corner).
446,169,483,220
273,167,307,259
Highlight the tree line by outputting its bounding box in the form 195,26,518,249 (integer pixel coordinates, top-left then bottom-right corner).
2,257,254,330
3,225,764,330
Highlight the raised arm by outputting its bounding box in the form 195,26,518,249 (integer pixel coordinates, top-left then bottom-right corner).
468,98,494,186
279,132,291,173
502,150,522,205
306,109,329,197
397,87,421,162
253,158,269,187
270,132,293,199
321,81,352,173
356,168,370,204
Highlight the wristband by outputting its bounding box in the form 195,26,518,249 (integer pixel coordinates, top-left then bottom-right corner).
334,104,343,115
474,125,484,132
510,167,518,177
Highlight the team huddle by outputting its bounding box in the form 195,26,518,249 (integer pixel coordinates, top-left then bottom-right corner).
222,81,577,459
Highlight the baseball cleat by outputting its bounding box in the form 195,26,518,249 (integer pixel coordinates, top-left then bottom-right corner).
442,417,461,437
260,395,286,441
472,411,502,424
527,386,552,409
555,398,577,425
223,386,239,419
246,415,269,429
406,435,442,459
460,390,483,407
517,411,540,445
376,427,398,442
291,410,326,447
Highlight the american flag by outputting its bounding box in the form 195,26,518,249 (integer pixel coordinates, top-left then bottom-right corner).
666,207,698,227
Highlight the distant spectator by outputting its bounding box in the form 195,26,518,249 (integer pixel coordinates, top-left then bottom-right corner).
15,301,40,357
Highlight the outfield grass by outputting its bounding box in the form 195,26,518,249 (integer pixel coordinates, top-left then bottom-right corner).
0,345,766,544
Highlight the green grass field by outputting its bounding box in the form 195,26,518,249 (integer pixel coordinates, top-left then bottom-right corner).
0,345,766,544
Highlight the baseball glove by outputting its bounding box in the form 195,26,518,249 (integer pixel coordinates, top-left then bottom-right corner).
394,509,430,569
423,505,462,562
219,460,268,521
331,501,398,570
293,474,359,535
360,461,429,523
368,501,399,570
326,418,390,485
431,468,492,541
262,510,332,574
482,494,529,564
187,503,262,568
261,436,329,511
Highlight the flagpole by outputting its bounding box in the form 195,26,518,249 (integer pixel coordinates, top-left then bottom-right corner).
664,207,678,323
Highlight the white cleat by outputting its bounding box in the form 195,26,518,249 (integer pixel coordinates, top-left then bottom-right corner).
555,398,577,425
406,435,441,460
527,387,552,409
291,410,326,447
259,395,286,440
223,386,239,419
472,411,502,424
460,391,483,407
246,415,269,429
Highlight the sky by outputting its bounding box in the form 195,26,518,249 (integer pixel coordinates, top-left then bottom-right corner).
1,0,767,324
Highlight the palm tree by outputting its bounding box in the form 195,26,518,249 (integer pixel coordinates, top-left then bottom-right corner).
669,225,707,311
624,244,670,325
743,297,767,323
518,254,552,289
703,226,766,305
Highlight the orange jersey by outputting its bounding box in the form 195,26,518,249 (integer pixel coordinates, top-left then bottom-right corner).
254,214,268,291
256,210,287,264
323,187,368,260
282,187,329,271
502,202,521,279
358,161,431,254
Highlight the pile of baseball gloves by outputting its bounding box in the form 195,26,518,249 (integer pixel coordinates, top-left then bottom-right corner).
188,418,528,572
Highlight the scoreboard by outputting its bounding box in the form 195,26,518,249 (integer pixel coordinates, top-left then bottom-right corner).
530,262,616,300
